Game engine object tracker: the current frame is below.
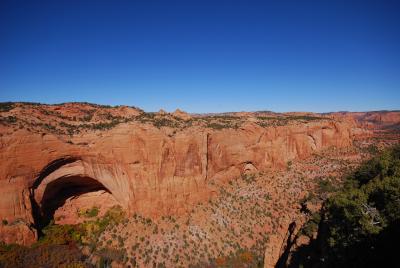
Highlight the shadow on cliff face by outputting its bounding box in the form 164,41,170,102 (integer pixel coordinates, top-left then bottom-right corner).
275,222,298,268
287,219,400,268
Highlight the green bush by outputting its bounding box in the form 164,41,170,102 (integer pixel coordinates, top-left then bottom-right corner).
84,207,99,218
290,145,400,267
35,223,83,246
300,213,321,238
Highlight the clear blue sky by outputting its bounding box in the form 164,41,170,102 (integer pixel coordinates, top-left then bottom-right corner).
1,0,399,113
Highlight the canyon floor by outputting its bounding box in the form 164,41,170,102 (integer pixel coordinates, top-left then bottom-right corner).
0,102,399,267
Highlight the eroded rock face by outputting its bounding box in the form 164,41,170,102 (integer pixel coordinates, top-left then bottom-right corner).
0,103,376,245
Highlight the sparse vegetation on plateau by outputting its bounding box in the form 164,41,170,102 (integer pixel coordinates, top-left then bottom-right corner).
256,114,328,127
0,102,334,135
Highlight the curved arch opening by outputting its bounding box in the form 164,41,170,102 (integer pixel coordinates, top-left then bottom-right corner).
32,157,80,189
30,158,123,236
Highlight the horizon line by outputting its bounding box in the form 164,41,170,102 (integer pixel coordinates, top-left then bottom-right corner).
1,101,399,115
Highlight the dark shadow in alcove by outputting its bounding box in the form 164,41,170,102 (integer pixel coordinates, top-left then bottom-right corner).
34,175,111,235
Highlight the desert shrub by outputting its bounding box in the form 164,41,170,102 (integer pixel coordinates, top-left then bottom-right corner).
82,205,125,243
287,160,292,170
84,120,120,130
206,121,239,129
97,247,125,265
117,236,124,247
153,118,178,128
82,112,94,121
35,223,83,246
135,112,156,124
317,179,336,194
43,123,56,131
207,122,225,129
80,206,99,218
0,116,17,124
256,116,275,121
300,212,321,238
0,102,15,112
286,115,326,121
241,173,256,184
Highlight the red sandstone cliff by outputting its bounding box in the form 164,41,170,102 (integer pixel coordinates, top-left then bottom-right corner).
0,103,386,245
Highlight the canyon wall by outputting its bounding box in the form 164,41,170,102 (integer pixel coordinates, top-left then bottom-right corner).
0,117,356,244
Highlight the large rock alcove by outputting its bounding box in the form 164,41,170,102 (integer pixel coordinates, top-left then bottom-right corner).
29,157,126,235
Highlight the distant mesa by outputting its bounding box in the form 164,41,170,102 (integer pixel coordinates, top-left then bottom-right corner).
172,108,191,120
158,109,167,115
